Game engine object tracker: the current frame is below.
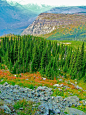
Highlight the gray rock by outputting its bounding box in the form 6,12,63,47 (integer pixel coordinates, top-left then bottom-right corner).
55,96,63,102
54,109,61,114
0,83,84,115
42,78,46,80
19,108,23,110
13,89,19,93
4,99,13,104
38,103,49,114
0,104,11,114
37,86,47,91
39,96,45,101
76,85,82,90
64,96,79,105
64,107,86,115
59,79,63,82
44,96,50,101
48,103,53,110
3,82,8,86
21,13,81,36
82,100,86,105
53,84,60,87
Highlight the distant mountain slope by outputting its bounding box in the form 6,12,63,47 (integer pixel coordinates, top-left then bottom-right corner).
0,0,53,36
21,13,86,41
45,6,86,15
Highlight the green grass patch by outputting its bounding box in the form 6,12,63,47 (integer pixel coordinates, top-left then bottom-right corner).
14,99,27,110
14,99,40,115
52,88,64,97
0,80,6,85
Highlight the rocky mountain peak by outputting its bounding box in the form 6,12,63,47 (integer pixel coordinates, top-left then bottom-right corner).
21,13,86,36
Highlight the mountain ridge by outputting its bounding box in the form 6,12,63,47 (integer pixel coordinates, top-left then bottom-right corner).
0,1,86,36
21,13,86,40
0,0,53,36
45,6,86,14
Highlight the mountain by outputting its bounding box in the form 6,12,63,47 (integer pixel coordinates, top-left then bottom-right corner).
45,6,86,15
0,0,53,36
21,13,86,41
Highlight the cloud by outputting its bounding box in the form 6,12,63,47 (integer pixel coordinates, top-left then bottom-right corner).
6,0,86,6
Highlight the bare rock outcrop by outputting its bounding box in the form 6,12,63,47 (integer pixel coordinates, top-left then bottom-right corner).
21,13,86,36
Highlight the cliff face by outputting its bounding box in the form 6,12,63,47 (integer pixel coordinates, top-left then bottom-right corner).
21,13,86,36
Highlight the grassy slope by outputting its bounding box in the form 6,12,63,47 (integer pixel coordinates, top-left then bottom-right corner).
0,67,86,114
0,67,86,100
40,24,86,41
52,40,86,50
38,13,86,41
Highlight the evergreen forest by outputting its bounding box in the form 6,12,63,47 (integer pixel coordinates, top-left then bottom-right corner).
0,35,86,81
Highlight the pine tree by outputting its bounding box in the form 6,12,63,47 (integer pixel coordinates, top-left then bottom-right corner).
31,46,39,72
46,63,52,79
40,48,49,74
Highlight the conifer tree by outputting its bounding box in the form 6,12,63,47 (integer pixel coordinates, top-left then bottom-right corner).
31,46,39,72
40,48,49,74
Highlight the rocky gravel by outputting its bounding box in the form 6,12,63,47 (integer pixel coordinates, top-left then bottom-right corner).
0,82,86,115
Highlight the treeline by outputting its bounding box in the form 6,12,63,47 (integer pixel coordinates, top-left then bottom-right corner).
47,25,86,41
0,35,86,81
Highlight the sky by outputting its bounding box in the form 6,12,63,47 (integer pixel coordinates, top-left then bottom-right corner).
6,0,86,6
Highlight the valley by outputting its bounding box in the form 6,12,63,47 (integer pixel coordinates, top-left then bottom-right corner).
0,1,86,114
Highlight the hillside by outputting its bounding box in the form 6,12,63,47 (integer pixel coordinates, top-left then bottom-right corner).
0,35,86,114
0,35,86,80
21,13,86,41
0,0,53,36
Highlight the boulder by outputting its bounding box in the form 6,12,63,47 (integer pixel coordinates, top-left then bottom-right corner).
43,78,46,80
54,96,63,102
0,104,11,114
64,107,86,115
53,84,60,87
3,82,8,86
76,85,82,90
54,109,61,114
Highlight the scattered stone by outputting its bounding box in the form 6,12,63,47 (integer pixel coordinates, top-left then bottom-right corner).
59,79,63,82
26,79,29,80
58,88,62,91
55,96,63,102
60,84,64,87
0,83,85,115
75,82,77,84
82,100,86,105
1,79,3,82
76,85,82,90
42,78,46,80
19,108,23,110
37,86,46,91
53,84,60,87
3,82,8,86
